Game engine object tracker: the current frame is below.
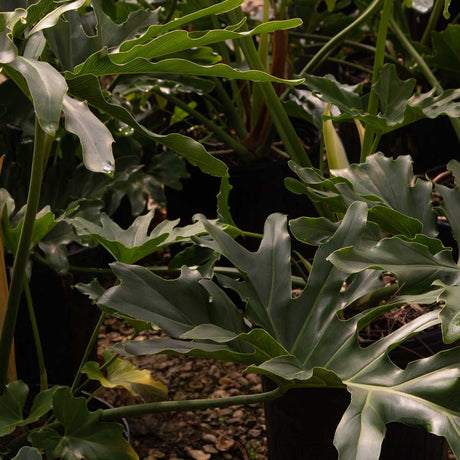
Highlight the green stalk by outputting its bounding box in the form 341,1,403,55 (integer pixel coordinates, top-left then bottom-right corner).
389,17,442,92
209,5,246,121
420,0,445,46
0,121,52,388
100,385,288,420
258,0,270,69
154,88,255,160
23,278,47,391
360,0,394,162
70,311,106,394
389,16,460,142
212,78,248,139
226,9,312,167
288,0,383,85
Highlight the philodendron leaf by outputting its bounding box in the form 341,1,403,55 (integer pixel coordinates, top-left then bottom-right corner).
3,57,67,135
26,0,86,38
66,74,228,177
0,380,28,436
3,202,56,254
29,388,137,460
336,348,460,460
71,210,207,264
81,351,168,402
289,153,437,237
331,153,437,236
111,19,302,63
429,25,460,83
75,279,152,335
328,236,460,293
12,446,42,459
99,264,249,338
68,52,303,86
102,202,460,458
119,0,244,50
91,0,158,51
0,381,59,436
435,161,460,249
61,95,115,175
436,282,460,343
307,64,460,134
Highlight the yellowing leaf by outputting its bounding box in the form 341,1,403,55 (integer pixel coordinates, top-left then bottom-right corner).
82,351,168,402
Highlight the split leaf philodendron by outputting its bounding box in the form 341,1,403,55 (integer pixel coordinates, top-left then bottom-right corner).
0,0,458,458
100,199,460,459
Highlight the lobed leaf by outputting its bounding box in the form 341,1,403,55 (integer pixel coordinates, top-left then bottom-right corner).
82,351,168,402
66,74,228,177
29,388,137,460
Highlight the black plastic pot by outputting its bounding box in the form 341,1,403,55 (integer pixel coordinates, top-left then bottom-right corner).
14,260,101,385
262,329,451,460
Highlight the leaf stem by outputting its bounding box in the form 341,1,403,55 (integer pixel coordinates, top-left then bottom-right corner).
0,120,52,389
389,16,460,142
420,0,444,46
212,77,248,139
226,8,312,167
70,311,106,395
23,277,48,392
389,17,442,92
360,0,393,162
100,385,288,420
153,87,255,160
286,0,383,87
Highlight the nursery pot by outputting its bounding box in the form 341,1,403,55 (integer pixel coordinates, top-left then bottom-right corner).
262,329,451,460
14,257,101,385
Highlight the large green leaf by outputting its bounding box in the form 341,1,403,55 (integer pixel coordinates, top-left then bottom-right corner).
26,0,86,38
328,236,460,293
0,381,59,436
435,160,460,250
0,380,28,436
66,74,228,177
91,0,158,51
68,51,304,85
331,153,437,236
44,0,158,71
3,57,67,135
99,264,249,339
110,19,302,64
429,24,460,84
436,282,460,344
71,210,207,264
335,348,460,460
29,388,137,460
12,447,42,459
98,203,460,458
305,64,460,135
61,94,115,174
288,153,437,237
118,0,244,50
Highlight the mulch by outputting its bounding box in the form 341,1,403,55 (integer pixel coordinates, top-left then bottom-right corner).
97,318,268,460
